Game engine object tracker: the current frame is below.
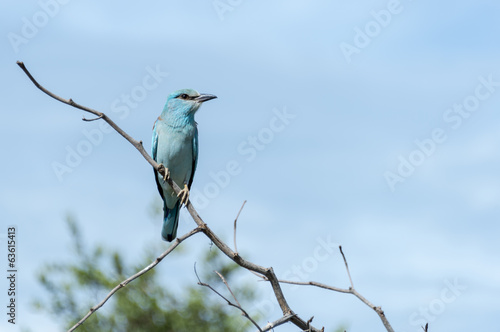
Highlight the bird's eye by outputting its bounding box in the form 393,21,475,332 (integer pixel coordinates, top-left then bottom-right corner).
180,94,189,99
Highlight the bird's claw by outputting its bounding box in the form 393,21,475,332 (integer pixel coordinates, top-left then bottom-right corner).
177,184,190,206
158,163,170,181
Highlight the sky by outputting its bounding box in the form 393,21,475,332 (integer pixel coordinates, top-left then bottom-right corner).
1,1,500,331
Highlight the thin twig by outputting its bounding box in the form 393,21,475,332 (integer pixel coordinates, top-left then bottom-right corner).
339,245,354,289
338,246,393,332
67,227,202,332
195,266,263,331
233,200,247,254
215,271,241,307
82,114,103,122
276,279,351,293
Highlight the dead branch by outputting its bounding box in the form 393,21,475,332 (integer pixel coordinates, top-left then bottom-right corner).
18,61,393,332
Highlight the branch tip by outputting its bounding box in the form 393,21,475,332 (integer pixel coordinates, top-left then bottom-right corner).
339,245,354,289
233,200,247,253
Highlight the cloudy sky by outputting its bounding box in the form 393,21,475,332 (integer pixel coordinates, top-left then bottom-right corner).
1,1,499,331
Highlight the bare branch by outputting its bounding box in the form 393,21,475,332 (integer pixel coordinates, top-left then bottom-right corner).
18,60,325,331
233,200,247,254
67,227,202,332
195,266,263,331
18,62,392,332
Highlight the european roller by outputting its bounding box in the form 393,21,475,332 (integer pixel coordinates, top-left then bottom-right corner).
152,89,217,241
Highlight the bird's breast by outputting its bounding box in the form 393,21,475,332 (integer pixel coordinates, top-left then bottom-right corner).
155,122,195,182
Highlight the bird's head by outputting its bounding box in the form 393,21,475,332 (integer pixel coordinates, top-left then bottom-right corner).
165,88,217,116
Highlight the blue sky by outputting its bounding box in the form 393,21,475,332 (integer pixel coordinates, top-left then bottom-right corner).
1,1,499,331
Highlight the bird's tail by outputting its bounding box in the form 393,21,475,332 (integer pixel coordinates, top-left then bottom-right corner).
161,201,181,242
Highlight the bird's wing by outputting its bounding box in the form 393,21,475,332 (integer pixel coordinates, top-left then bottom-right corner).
188,126,199,189
152,119,159,161
152,119,164,200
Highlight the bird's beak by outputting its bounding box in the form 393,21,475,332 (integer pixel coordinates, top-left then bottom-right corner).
194,94,217,103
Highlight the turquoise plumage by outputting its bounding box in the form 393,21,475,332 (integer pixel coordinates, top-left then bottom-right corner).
152,89,216,241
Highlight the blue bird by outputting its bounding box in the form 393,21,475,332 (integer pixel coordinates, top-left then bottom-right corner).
152,89,217,241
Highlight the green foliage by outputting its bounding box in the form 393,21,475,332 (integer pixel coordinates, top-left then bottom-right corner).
34,216,258,332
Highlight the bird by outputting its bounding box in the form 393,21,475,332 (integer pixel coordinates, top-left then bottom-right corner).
152,89,217,241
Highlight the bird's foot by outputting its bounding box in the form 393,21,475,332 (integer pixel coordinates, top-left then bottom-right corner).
177,184,190,206
158,163,170,181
